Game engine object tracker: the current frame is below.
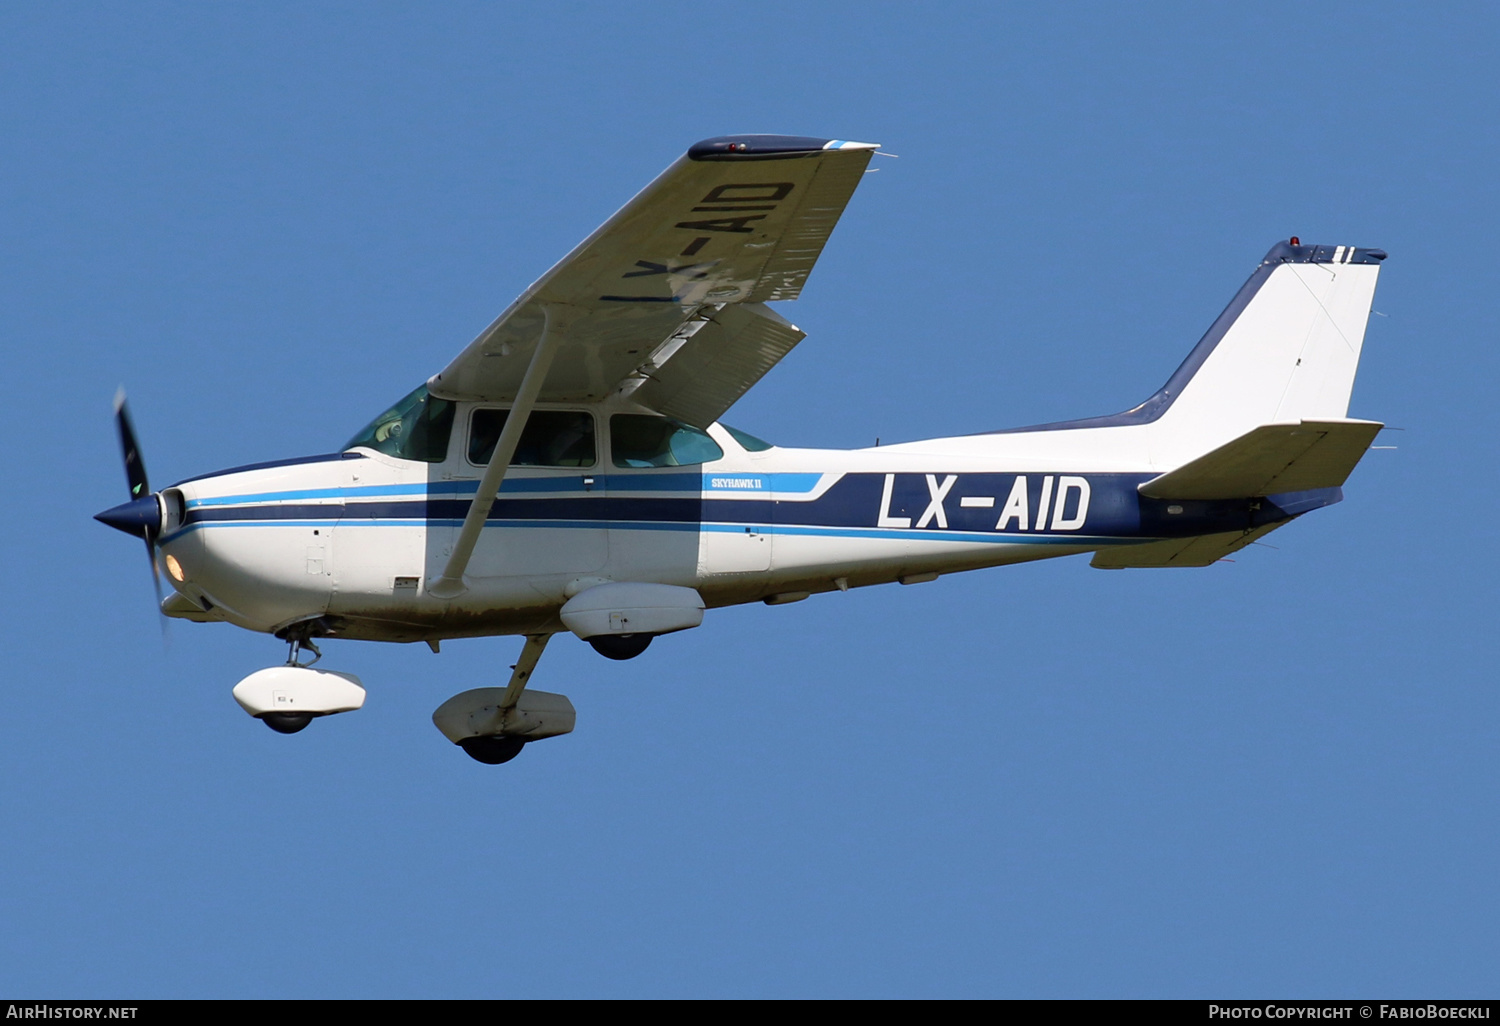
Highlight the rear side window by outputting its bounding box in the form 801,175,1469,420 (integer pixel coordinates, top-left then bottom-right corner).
610,415,724,468
468,409,596,467
724,424,774,452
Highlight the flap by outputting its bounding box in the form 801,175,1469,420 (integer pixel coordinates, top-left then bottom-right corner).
626,303,806,429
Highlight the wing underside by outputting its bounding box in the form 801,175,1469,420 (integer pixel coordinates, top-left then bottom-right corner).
428,136,877,417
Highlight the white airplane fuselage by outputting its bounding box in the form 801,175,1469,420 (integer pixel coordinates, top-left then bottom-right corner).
153,395,1326,646
90,127,1388,758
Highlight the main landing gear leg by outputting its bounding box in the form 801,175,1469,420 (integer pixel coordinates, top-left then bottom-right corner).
433,633,575,765
457,633,552,765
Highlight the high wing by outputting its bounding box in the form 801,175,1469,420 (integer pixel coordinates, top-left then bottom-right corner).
427,135,878,426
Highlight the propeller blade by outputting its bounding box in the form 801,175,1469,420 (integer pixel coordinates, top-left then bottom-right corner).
103,389,170,646
147,538,170,646
99,387,162,539
114,387,150,500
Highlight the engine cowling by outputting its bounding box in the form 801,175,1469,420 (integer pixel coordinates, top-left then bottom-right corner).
559,582,704,642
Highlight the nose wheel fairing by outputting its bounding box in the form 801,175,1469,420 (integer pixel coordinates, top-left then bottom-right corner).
231,665,367,732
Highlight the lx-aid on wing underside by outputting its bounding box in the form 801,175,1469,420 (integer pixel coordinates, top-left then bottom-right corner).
430,135,880,420
424,135,880,598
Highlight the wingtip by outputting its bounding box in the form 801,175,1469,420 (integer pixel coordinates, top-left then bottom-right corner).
688,135,881,160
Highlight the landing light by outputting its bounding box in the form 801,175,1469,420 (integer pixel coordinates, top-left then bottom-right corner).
165,554,185,583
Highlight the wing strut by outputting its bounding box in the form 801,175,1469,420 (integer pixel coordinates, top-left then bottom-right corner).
427,306,571,599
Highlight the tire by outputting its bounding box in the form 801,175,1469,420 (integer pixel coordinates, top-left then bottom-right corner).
261,712,314,734
587,634,653,661
459,735,527,765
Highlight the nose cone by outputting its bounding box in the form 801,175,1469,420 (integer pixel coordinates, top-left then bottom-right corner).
95,494,160,538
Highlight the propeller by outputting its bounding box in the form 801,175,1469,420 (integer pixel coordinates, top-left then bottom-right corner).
95,389,168,634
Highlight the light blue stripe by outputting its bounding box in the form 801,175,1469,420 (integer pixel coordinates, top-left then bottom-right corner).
188,478,590,508
187,470,816,509
191,488,345,507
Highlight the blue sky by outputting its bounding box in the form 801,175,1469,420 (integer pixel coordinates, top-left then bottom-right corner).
3,3,1497,997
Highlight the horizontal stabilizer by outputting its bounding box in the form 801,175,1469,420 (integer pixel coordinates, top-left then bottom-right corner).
1091,523,1283,569
1139,419,1383,500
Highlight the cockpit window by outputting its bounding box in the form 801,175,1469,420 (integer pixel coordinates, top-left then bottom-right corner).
468,409,596,467
610,414,724,468
344,384,455,463
724,424,774,452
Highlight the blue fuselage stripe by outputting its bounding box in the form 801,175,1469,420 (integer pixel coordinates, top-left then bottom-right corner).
176,472,1338,542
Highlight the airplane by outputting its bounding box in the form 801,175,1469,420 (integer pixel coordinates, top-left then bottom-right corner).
96,134,1388,765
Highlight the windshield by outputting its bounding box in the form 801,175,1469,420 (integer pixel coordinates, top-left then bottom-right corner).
344,384,455,463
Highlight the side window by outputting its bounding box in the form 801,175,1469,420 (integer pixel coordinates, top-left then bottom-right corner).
468,409,596,467
344,385,455,464
724,424,775,452
610,414,725,468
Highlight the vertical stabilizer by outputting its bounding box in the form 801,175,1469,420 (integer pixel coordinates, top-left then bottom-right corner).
1151,241,1384,464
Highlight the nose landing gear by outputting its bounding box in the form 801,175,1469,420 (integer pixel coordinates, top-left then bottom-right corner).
233,623,365,733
